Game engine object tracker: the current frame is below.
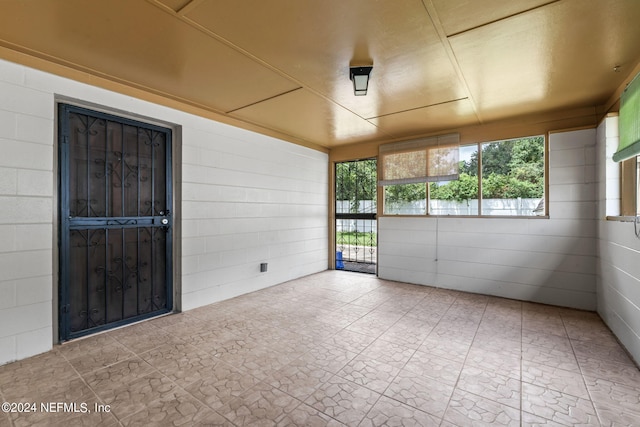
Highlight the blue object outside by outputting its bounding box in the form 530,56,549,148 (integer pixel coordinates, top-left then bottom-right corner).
336,251,344,269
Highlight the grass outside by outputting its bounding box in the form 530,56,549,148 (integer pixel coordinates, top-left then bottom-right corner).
336,231,377,247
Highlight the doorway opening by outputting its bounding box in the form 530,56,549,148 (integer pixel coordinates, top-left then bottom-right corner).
335,159,377,274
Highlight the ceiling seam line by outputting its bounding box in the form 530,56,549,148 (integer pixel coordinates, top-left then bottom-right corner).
421,0,483,125
148,2,310,93
0,40,236,116
175,0,205,16
225,88,304,114
445,0,562,38
365,98,470,120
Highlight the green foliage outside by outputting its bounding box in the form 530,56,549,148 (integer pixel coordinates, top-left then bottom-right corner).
428,136,544,202
335,159,377,212
384,182,427,205
429,173,477,202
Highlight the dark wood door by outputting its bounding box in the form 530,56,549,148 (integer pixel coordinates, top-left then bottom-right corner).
58,104,173,341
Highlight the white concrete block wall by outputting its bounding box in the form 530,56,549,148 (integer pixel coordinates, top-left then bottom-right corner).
0,65,54,365
596,116,640,364
180,125,328,310
0,58,328,365
378,128,598,310
598,115,621,217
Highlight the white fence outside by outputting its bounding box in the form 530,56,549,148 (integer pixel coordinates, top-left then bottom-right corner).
390,198,543,216
337,198,543,226
336,200,377,233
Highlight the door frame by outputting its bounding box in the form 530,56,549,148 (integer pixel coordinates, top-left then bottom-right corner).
53,97,182,343
333,158,378,274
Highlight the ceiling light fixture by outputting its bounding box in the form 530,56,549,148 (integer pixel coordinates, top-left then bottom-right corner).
349,66,373,96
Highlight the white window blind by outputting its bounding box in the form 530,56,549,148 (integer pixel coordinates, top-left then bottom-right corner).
378,134,460,186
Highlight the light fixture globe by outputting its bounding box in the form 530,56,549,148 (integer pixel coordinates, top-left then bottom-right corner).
349,66,373,96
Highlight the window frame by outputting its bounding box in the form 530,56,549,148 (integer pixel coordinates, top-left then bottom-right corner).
381,135,549,218
620,155,639,217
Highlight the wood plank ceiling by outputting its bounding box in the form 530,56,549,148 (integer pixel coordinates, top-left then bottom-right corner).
0,0,639,149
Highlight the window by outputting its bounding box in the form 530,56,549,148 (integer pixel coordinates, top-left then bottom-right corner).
380,134,459,215
382,135,546,217
430,144,479,215
620,155,640,216
384,183,427,215
480,137,545,216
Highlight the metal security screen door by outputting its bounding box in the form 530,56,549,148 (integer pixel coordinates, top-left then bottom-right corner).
58,104,173,341
335,159,377,274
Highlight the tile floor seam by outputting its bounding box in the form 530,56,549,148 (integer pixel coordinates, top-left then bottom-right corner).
86,365,162,423
296,401,345,427
347,381,384,427
436,291,486,426
56,347,122,424
561,311,603,427
181,376,257,426
375,389,444,423
581,373,640,418
114,357,236,426
335,318,439,424
264,368,338,424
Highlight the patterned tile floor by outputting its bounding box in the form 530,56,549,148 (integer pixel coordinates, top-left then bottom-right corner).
1,271,639,426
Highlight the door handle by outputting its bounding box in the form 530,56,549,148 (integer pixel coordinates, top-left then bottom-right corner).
159,210,171,229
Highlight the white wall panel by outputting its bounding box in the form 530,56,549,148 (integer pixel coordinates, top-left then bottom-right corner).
0,301,51,339
597,117,640,362
548,201,596,220
0,80,53,119
0,167,17,195
0,58,328,365
15,276,51,306
548,183,596,202
16,327,50,361
16,114,54,145
551,165,596,185
17,169,52,196
0,281,15,310
549,148,588,167
0,140,53,170
596,115,640,364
